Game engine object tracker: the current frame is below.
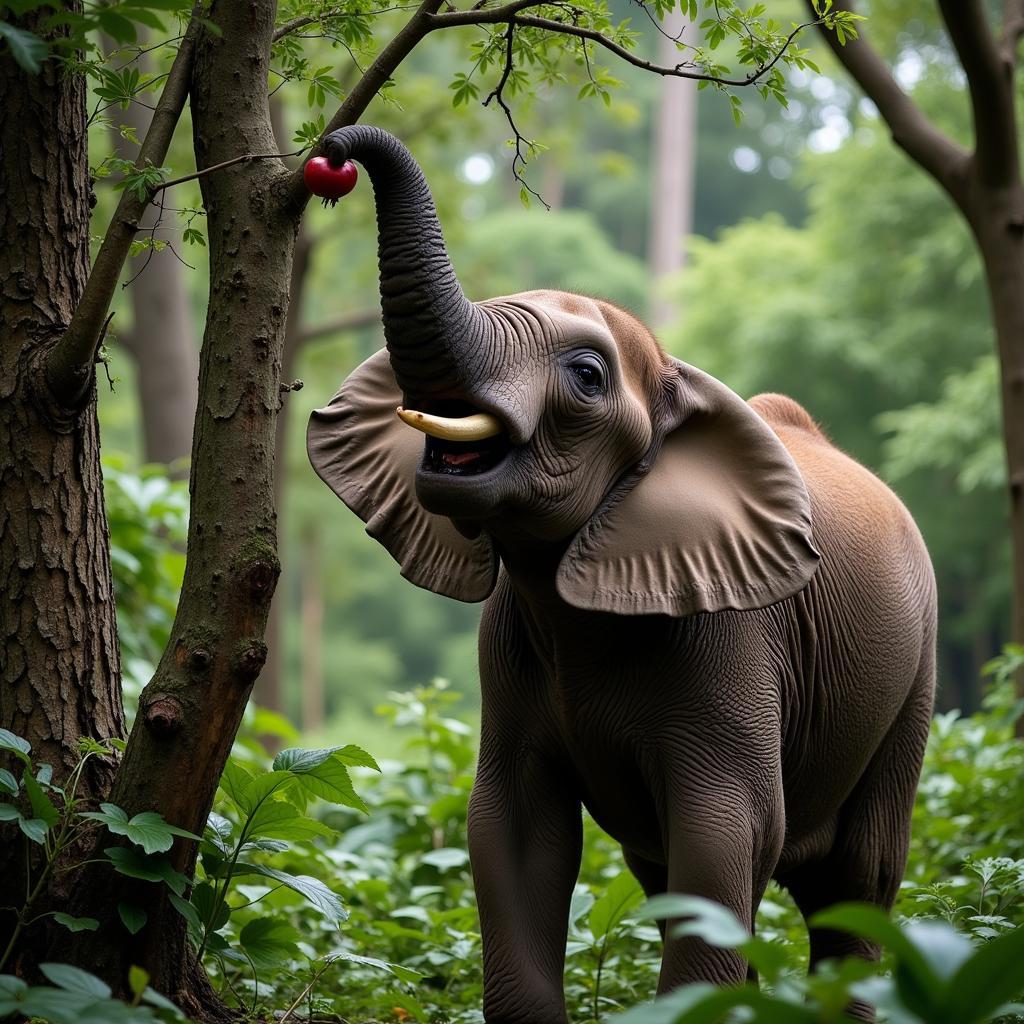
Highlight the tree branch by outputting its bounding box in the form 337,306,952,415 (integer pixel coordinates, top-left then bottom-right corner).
938,0,1019,187
47,11,200,408
286,0,448,210
152,148,306,193
806,0,969,207
430,1,822,87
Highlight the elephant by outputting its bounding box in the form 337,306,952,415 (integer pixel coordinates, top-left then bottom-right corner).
307,125,937,1022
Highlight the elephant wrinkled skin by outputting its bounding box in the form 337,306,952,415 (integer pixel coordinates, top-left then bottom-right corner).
307,126,936,1023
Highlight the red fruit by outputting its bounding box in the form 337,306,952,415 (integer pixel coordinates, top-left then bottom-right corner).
303,156,358,206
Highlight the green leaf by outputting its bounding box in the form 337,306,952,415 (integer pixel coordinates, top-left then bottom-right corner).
810,904,938,1016
590,870,644,941
104,846,189,895
81,804,198,853
0,974,28,1016
191,881,230,932
127,965,148,1001
118,902,147,935
420,847,470,871
944,923,1024,1021
272,748,370,812
19,816,48,843
0,728,30,762
233,862,346,925
23,771,58,827
641,893,749,948
0,803,22,821
0,769,18,795
0,22,47,73
245,799,336,841
39,963,111,999
238,917,301,970
52,912,100,933
327,951,423,985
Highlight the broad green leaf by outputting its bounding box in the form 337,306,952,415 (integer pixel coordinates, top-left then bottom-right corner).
944,923,1024,1021
327,950,424,984
192,881,230,932
0,769,18,795
52,912,99,933
238,770,293,814
0,803,21,821
0,728,30,762
168,892,202,932
234,862,346,925
810,904,938,1017
238,917,302,970
245,799,336,841
118,903,147,934
39,963,111,999
0,22,47,73
83,805,198,853
22,771,58,827
420,847,470,871
640,893,749,948
218,759,258,812
590,870,644,941
19,816,48,843
127,965,148,1001
0,974,27,1017
104,847,188,895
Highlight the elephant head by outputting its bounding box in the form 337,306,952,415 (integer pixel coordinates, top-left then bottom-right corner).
307,126,819,613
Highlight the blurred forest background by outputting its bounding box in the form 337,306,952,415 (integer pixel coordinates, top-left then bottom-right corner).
95,0,1008,750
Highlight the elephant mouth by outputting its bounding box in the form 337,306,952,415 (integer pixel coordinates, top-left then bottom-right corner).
398,399,512,478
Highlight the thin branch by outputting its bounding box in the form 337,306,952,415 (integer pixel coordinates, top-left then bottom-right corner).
273,3,421,41
805,0,970,208
430,3,824,88
483,21,550,207
48,9,201,408
297,308,380,345
152,147,307,193
938,0,1019,187
286,0,448,210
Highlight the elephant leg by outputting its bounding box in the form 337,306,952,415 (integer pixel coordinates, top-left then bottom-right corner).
657,793,778,993
468,742,582,1024
780,675,934,1021
623,849,669,939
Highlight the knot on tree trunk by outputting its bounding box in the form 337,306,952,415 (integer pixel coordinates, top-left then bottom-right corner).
142,695,184,738
234,640,268,682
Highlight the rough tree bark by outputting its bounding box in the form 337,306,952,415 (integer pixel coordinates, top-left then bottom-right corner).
810,0,1024,729
0,5,124,949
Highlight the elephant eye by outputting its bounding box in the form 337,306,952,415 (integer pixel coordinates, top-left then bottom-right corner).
569,355,606,395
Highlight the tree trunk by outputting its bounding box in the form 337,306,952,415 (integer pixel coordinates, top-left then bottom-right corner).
107,42,199,471
0,8,125,950
969,186,1024,731
647,11,697,326
65,2,297,1006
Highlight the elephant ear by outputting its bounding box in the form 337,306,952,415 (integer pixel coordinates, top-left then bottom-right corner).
307,349,498,602
557,359,819,617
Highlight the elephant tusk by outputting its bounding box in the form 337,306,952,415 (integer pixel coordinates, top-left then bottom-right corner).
396,407,503,441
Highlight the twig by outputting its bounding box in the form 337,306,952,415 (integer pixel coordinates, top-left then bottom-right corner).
483,20,550,208
151,147,307,194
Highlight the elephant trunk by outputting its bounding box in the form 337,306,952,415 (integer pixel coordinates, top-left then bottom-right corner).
321,126,488,397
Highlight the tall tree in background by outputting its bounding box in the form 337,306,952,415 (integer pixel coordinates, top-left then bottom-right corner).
648,9,697,324
810,0,1024,723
